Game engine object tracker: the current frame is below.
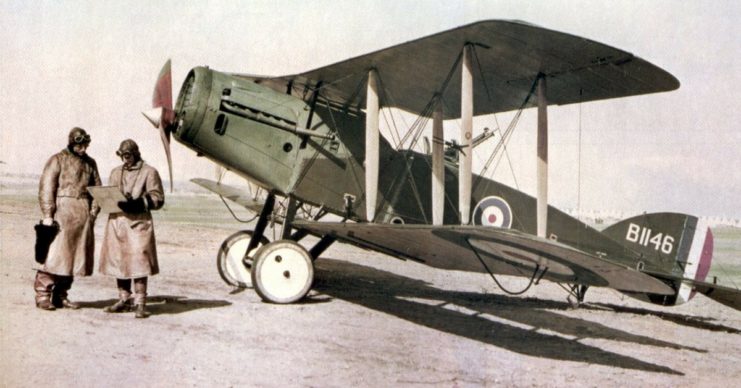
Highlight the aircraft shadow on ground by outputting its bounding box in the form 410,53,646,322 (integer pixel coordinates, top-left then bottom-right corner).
312,258,703,375
585,303,741,334
78,296,231,315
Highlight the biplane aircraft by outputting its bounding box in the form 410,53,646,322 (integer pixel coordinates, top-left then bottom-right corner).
142,20,740,310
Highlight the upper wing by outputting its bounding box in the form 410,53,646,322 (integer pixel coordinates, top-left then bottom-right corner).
294,221,674,295
258,20,679,119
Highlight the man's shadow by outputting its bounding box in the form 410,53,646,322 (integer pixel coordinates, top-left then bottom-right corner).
78,296,231,315
309,258,732,376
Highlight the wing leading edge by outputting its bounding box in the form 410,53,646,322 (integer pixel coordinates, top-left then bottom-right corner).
294,221,674,295
260,20,679,119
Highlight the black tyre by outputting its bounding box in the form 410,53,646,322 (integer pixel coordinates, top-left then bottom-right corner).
216,230,269,288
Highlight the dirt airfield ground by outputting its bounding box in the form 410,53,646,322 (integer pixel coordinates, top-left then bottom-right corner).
1,193,740,387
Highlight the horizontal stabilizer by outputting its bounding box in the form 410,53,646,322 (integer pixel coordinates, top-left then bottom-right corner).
643,271,741,311
190,178,264,214
695,282,741,311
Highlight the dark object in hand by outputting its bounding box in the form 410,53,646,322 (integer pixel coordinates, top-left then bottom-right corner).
34,221,59,264
117,197,147,213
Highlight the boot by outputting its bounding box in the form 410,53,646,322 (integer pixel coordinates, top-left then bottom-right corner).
133,277,150,319
104,286,132,313
52,275,78,309
53,297,80,309
36,297,56,311
34,271,55,310
104,299,132,313
134,303,150,319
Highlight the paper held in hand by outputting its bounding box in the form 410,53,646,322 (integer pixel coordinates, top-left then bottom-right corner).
87,186,126,213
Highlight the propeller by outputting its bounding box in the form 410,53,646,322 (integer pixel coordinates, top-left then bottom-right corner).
142,59,175,192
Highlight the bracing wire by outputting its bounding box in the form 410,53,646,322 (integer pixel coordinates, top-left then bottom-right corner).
475,77,539,185
497,128,520,190
465,237,544,295
396,51,462,150
374,71,435,222
219,195,258,224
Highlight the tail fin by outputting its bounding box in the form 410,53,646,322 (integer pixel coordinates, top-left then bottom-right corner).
603,213,713,305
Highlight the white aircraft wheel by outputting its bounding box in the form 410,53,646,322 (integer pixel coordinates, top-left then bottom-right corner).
251,240,314,304
217,230,269,288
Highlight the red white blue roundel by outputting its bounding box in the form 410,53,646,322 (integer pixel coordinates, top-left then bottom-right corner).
473,196,513,228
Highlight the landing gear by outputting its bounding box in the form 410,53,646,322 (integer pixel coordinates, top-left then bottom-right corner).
216,230,270,288
215,193,276,288
217,191,334,303
251,240,314,304
567,284,589,308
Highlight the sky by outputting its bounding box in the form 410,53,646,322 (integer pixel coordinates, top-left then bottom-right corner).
1,0,739,218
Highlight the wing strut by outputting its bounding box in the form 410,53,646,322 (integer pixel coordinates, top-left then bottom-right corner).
365,69,380,222
459,44,473,225
432,98,444,225
536,75,548,238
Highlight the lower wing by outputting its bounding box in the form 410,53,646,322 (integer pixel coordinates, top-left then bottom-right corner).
191,178,265,214
293,221,674,295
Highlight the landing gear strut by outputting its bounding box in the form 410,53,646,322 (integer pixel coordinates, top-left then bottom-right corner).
215,193,276,289
216,191,336,303
567,284,589,308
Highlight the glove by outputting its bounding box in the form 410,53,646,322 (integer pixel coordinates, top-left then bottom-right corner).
117,197,147,214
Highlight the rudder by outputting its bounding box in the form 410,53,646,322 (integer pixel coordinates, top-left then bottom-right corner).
602,212,713,306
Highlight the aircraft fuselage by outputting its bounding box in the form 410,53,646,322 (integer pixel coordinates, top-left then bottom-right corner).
174,67,643,268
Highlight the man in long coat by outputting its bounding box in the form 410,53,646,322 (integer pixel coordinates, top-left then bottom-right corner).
99,139,164,318
35,127,101,310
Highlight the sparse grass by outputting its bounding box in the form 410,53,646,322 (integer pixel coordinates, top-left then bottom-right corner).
0,193,37,205
4,191,740,286
0,191,253,230
153,195,252,229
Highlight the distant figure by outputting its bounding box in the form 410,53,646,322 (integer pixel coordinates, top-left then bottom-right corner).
35,127,101,310
99,139,165,318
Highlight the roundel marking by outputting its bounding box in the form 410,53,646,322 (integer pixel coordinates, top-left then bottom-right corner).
473,196,513,228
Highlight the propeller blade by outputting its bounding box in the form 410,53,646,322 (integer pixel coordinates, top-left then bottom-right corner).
142,107,163,128
152,60,174,192
153,59,174,127
159,125,173,192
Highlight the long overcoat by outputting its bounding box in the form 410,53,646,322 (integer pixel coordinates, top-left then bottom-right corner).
99,161,164,278
38,148,101,276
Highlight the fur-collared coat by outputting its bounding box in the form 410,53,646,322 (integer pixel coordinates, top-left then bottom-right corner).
99,161,165,278
38,148,101,276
